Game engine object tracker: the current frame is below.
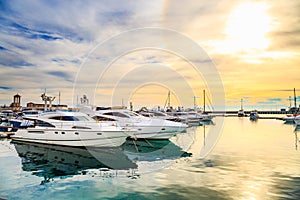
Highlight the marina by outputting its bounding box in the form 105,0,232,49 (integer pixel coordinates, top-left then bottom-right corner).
1,1,300,199
1,116,300,199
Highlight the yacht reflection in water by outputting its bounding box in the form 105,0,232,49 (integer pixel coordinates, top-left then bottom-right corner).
12,139,191,182
12,141,137,183
122,139,192,161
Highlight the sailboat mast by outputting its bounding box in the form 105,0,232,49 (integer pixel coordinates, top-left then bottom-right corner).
241,98,243,110
203,90,206,113
168,90,171,109
58,91,61,105
294,88,297,108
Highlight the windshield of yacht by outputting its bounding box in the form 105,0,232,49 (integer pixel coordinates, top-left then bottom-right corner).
124,111,139,117
49,115,91,121
103,112,129,118
153,112,166,117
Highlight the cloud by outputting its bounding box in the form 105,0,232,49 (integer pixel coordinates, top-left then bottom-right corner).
47,71,73,82
0,0,299,108
0,86,12,90
268,98,282,102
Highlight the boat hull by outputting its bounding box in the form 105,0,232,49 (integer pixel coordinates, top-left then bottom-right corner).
11,128,128,147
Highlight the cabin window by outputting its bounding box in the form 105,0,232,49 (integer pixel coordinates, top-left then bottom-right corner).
92,116,116,121
49,115,90,121
61,132,65,134
102,112,129,118
28,130,44,134
36,120,55,128
72,126,91,129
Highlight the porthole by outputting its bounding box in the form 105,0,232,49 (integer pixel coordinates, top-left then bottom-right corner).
55,131,58,134
97,133,102,135
61,132,65,134
75,132,79,135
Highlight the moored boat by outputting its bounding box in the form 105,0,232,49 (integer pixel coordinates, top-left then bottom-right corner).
11,111,131,147
249,110,259,121
92,109,188,139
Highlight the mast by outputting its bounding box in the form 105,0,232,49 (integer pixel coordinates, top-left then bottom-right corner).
203,90,206,113
58,91,61,105
163,90,171,110
241,98,243,110
193,96,196,111
294,88,297,108
168,90,171,109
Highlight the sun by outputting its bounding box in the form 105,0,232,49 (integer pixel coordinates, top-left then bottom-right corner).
221,2,273,54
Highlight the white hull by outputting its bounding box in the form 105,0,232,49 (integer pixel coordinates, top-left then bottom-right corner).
11,128,128,147
120,125,187,139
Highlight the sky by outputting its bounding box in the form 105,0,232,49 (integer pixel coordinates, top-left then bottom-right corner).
0,0,300,111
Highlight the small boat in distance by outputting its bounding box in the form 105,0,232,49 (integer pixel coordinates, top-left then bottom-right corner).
11,111,130,147
249,110,259,121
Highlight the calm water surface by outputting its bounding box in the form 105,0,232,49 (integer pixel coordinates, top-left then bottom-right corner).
1,116,300,200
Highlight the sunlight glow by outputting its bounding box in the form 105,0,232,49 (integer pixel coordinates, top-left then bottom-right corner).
214,2,275,56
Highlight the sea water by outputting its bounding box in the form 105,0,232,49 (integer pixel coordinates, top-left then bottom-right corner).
1,116,300,199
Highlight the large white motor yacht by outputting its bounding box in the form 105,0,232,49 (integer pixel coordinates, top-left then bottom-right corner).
11,111,131,147
92,109,188,139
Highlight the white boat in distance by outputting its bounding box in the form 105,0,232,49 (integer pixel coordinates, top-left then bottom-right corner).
92,109,188,139
138,110,181,122
11,111,131,147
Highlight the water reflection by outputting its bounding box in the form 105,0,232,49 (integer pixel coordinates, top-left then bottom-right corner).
12,138,192,182
121,139,192,161
294,125,300,150
12,141,137,183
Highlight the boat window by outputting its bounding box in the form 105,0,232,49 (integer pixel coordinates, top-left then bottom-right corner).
36,120,55,127
28,130,44,134
124,111,139,117
92,116,116,121
74,116,90,121
23,111,39,115
49,116,90,121
72,126,91,129
103,112,129,118
153,112,166,117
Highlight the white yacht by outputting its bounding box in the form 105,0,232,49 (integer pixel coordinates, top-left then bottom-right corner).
11,111,131,147
139,111,181,122
167,112,200,125
92,109,188,139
